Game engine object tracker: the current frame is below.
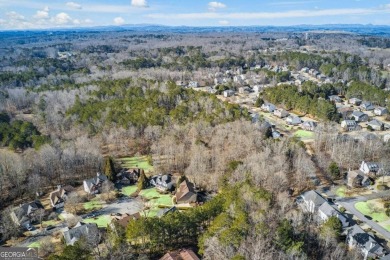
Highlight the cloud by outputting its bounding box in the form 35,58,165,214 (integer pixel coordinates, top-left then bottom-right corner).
219,20,229,25
114,17,125,25
208,1,226,11
147,6,390,20
33,6,49,19
131,0,148,8
66,2,82,9
52,12,72,25
6,11,25,20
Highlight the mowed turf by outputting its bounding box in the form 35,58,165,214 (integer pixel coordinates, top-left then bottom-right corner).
355,201,389,222
118,156,154,173
83,200,103,210
28,241,41,248
122,185,138,196
84,215,111,228
335,186,347,198
294,130,314,139
139,188,174,217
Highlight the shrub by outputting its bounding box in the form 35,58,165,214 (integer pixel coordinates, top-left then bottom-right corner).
339,207,346,213
377,184,388,191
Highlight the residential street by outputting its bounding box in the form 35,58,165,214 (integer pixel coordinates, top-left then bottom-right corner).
336,191,390,241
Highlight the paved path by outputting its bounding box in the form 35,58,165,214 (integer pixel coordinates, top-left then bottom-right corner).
336,190,390,241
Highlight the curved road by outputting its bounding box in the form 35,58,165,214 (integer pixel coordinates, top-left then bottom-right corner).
336,191,390,241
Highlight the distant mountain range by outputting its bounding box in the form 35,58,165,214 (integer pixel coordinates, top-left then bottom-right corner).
2,24,390,36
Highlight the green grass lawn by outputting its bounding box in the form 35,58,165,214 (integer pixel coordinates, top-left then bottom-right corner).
118,156,154,173
355,201,390,222
83,200,103,210
335,186,347,198
139,188,174,217
42,219,60,227
28,241,41,248
383,224,390,232
84,215,111,228
122,185,138,196
294,130,314,139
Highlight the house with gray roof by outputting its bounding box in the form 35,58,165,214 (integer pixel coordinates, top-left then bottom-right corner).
300,190,327,213
274,108,289,118
374,107,388,116
318,202,349,228
261,103,276,113
10,200,44,228
328,95,342,103
367,119,384,131
349,98,362,106
360,161,381,176
302,121,317,131
150,174,175,192
347,225,385,259
341,120,361,131
83,172,108,194
62,222,99,246
286,115,302,125
351,111,369,122
361,101,375,111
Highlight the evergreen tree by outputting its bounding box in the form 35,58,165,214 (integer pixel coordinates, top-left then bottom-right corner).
328,161,340,180
137,171,149,191
103,157,116,182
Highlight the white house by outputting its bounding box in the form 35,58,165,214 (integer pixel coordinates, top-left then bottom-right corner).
188,81,199,88
223,90,235,98
83,173,108,194
351,111,369,122
300,190,327,213
341,120,361,131
361,101,374,111
349,98,362,106
360,161,381,176
367,119,384,131
318,202,349,228
286,115,302,125
374,107,388,116
261,103,276,113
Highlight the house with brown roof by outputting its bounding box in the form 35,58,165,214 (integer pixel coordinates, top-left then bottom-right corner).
160,249,200,260
111,212,141,229
175,180,197,204
347,170,371,188
49,185,75,209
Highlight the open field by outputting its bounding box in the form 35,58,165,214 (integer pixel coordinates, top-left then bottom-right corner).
28,241,41,248
118,156,154,173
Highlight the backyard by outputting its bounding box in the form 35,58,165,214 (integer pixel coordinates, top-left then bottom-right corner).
294,130,314,140
118,156,154,173
139,188,174,217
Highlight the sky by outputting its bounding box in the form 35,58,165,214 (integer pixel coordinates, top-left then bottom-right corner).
0,0,390,30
